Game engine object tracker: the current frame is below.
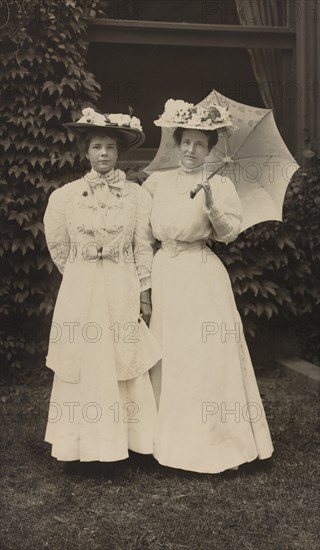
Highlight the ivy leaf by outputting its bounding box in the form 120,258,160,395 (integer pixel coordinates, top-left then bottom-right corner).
8,212,30,225
24,222,43,238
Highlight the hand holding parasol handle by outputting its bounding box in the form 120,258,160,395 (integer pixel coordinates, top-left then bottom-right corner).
189,162,227,199
190,183,203,199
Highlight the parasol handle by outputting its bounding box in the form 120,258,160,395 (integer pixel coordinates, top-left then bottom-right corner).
190,162,227,199
190,131,231,199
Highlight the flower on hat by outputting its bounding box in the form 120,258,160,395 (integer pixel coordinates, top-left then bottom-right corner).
106,113,143,131
160,99,193,125
107,113,132,127
81,107,106,126
207,105,231,123
82,107,95,123
164,99,193,116
77,108,143,131
130,116,143,131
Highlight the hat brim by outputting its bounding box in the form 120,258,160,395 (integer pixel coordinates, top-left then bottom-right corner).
64,123,145,150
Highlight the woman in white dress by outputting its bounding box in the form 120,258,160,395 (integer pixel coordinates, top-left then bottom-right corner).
142,100,274,473
44,108,160,462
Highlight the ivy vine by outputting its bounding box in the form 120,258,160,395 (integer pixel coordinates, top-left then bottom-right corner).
0,0,102,366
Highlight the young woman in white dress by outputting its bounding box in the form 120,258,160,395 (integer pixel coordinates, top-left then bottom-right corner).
44,108,160,462
142,100,274,473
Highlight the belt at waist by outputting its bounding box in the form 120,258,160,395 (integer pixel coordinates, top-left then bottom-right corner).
71,241,134,263
160,239,206,258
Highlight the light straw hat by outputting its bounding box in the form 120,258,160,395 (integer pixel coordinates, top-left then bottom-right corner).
154,99,237,132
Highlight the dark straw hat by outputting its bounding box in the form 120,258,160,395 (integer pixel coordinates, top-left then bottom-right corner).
64,107,145,149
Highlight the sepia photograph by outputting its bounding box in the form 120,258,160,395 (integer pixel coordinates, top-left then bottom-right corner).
1,1,319,549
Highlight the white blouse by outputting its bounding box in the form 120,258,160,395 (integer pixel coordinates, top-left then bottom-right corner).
143,165,242,245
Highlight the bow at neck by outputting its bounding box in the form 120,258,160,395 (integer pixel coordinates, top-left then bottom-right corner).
85,168,127,189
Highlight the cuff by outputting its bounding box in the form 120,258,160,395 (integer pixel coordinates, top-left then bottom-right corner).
140,276,151,292
137,264,151,280
203,204,225,219
203,205,237,243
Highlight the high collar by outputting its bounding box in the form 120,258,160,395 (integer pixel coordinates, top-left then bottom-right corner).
85,168,126,188
178,162,204,176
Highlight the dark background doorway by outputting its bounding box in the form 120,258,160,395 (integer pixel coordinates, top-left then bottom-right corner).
88,42,264,148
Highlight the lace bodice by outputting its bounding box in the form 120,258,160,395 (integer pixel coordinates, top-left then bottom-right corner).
44,169,154,290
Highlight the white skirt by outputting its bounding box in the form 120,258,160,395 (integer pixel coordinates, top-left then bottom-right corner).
150,246,274,473
44,255,159,462
45,369,157,462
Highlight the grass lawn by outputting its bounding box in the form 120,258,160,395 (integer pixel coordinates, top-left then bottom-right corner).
1,360,319,550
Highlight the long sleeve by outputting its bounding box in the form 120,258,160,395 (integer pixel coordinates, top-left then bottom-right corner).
142,172,160,199
133,186,156,291
204,175,242,244
43,188,70,274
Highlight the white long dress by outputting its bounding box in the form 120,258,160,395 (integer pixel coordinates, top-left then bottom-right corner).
143,165,274,473
44,168,161,461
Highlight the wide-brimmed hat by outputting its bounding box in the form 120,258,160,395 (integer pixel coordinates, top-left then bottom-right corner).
64,107,145,149
154,99,237,133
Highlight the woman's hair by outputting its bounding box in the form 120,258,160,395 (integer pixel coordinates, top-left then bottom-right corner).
79,128,127,155
173,127,218,151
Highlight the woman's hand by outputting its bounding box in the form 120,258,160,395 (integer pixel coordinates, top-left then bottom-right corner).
140,289,152,326
140,301,152,326
202,182,214,210
190,181,214,209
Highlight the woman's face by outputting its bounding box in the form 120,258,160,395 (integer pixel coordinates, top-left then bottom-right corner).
179,129,210,169
86,134,118,173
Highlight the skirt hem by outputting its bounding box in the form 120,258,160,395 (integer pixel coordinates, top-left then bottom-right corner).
153,450,273,474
